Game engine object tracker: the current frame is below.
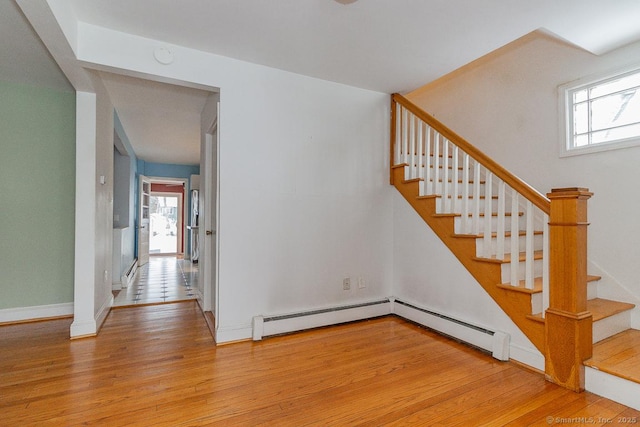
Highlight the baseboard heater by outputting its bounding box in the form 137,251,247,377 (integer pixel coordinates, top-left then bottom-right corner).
121,259,138,288
393,299,510,361
252,299,392,341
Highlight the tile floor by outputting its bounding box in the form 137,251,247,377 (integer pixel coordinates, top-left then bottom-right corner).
113,256,198,306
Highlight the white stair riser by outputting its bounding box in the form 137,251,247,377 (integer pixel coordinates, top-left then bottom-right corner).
500,259,543,283
475,234,544,258
587,280,598,300
531,293,543,315
434,196,500,214
593,311,631,343
421,181,487,199
453,215,527,234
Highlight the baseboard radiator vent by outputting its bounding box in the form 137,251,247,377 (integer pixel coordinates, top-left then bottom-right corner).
252,299,392,341
121,259,138,289
393,299,510,361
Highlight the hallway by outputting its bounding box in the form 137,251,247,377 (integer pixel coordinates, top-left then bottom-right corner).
113,256,197,306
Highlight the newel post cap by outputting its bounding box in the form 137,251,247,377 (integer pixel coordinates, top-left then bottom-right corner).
547,187,593,199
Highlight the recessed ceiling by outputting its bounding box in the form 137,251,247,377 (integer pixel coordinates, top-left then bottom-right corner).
100,72,211,165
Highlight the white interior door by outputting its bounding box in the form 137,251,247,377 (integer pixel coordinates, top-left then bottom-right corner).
138,175,151,266
199,103,219,316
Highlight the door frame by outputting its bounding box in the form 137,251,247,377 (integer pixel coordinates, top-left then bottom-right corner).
199,103,220,326
146,177,189,256
148,191,183,256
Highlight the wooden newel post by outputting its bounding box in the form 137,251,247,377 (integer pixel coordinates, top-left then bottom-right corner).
545,187,593,391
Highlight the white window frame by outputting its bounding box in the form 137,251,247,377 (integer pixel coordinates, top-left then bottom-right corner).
559,64,640,157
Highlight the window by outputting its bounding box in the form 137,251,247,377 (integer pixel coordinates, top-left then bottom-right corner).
560,66,640,156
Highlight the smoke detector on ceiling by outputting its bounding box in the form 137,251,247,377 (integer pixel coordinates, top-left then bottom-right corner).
334,0,358,4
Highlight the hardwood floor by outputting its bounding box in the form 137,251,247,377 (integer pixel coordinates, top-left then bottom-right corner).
586,329,640,384
1,302,638,426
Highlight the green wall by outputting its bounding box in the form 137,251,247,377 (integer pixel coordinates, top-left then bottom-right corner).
0,81,76,309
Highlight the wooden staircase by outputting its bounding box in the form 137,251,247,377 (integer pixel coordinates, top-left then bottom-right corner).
391,93,638,398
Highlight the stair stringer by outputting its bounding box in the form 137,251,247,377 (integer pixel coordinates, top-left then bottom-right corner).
393,165,544,353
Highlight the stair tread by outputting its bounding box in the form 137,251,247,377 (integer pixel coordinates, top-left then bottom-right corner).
497,278,543,294
416,194,498,201
588,298,635,322
408,164,465,171
474,250,543,264
454,230,543,239
434,211,523,219
585,329,640,385
497,274,601,294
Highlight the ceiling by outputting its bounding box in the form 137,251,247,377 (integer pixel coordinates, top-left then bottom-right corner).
101,72,210,165
6,0,640,165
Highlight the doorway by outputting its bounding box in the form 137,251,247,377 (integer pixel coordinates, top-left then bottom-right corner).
149,190,183,255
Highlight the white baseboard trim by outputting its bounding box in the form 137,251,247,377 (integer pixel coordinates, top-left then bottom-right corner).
0,302,74,324
96,294,113,332
252,299,392,341
586,367,640,411
215,325,253,344
509,343,544,371
70,318,97,338
69,294,113,338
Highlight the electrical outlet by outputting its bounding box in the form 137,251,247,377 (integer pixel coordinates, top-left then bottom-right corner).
104,270,109,283
358,277,366,289
343,278,351,291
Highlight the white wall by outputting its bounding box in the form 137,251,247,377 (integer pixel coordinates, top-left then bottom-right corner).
406,31,640,327
70,23,393,342
90,71,115,325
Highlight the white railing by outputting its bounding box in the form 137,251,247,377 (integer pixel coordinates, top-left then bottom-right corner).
393,99,551,316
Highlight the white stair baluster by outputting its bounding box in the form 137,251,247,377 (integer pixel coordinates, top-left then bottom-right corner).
451,146,459,213
403,108,409,169
472,161,481,235
434,133,440,197
461,153,470,234
442,139,450,212
496,180,506,260
510,189,519,286
525,200,535,289
483,172,493,258
425,126,433,194
417,121,424,180
409,113,416,178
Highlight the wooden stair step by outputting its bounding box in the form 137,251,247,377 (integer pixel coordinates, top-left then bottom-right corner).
526,292,630,325
434,211,523,219
406,164,464,171
497,278,543,294
404,178,486,185
588,298,636,322
496,274,601,295
429,178,485,184
454,230,543,239
474,250,543,264
585,329,640,385
416,194,498,201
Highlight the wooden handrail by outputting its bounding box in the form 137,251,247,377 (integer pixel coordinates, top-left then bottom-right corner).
392,93,551,215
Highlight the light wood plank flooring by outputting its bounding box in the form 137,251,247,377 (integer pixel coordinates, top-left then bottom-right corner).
1,302,638,426
586,329,640,384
